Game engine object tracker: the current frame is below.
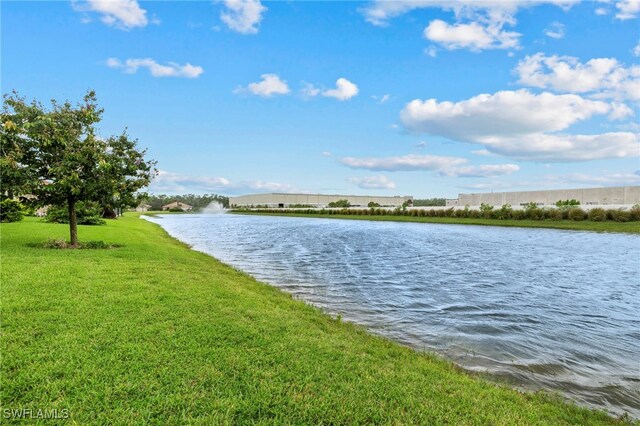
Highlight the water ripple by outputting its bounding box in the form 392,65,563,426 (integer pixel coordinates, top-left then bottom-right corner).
145,214,640,418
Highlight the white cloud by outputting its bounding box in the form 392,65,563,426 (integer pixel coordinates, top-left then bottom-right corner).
75,0,148,30
476,132,640,162
362,1,578,27
341,154,466,171
373,94,391,104
245,180,296,192
615,0,640,19
236,74,290,97
220,0,266,34
340,153,519,178
416,141,428,148
363,1,578,51
424,19,520,51
106,57,204,78
515,53,640,101
150,170,298,194
321,151,333,157
441,164,520,178
348,175,397,189
401,89,615,140
595,7,609,15
425,46,438,57
472,149,492,156
548,171,640,186
301,82,321,98
634,41,640,56
150,170,231,193
400,89,638,162
544,21,565,39
323,78,359,101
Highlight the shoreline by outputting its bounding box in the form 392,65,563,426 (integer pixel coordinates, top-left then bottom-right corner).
1,215,633,424
231,211,640,234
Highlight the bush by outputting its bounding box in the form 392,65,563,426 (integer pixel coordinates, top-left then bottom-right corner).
629,205,640,221
567,207,587,221
169,207,184,212
479,203,494,219
556,199,580,208
494,204,512,220
607,209,631,222
546,209,564,221
0,199,24,222
328,199,351,208
525,208,545,220
511,209,525,220
45,202,106,225
36,238,122,249
587,208,607,222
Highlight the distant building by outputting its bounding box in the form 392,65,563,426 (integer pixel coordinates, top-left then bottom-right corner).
229,193,413,208
135,204,152,212
451,186,640,207
162,201,193,211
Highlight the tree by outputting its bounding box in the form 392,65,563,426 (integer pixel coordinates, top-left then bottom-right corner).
1,90,157,246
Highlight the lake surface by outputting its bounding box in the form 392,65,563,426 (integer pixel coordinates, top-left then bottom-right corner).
145,213,640,417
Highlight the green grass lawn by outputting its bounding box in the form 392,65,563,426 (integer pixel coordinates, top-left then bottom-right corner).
233,211,640,234
1,216,632,424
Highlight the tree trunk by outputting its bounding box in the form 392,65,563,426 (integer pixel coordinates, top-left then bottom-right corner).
68,197,78,247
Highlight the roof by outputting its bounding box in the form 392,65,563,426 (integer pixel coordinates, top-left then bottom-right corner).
162,201,193,208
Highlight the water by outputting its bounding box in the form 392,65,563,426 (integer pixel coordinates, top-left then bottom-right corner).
144,213,640,418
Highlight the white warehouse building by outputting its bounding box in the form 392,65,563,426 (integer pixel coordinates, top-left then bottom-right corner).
230,193,413,208
446,186,640,207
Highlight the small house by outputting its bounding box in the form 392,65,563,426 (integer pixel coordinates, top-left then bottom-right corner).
162,201,193,212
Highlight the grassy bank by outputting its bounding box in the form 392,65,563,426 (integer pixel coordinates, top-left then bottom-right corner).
233,211,640,234
0,216,630,424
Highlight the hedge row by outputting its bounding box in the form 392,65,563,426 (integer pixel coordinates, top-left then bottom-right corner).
234,205,640,222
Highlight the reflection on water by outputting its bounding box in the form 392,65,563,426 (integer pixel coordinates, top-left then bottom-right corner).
145,214,640,418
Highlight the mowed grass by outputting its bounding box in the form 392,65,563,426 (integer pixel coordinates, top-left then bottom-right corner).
234,211,640,234
0,216,630,425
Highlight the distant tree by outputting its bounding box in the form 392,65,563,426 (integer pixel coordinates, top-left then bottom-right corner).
412,198,446,207
555,199,580,208
142,193,229,210
368,201,380,208
328,199,351,208
1,90,157,246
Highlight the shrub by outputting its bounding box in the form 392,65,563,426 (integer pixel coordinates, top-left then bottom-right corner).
367,201,380,208
629,205,640,221
546,209,564,221
526,208,545,220
454,208,467,218
556,199,580,208
587,208,607,222
36,238,122,249
567,207,587,221
479,203,494,219
0,199,24,222
328,199,351,208
511,209,525,220
45,202,106,225
607,209,631,222
494,204,512,220
468,209,481,219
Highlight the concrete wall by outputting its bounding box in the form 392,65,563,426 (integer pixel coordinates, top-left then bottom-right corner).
457,186,640,207
230,193,413,207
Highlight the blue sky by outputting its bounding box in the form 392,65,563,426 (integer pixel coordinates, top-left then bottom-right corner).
2,0,639,198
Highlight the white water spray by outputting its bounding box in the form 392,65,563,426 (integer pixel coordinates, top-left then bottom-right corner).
201,201,227,214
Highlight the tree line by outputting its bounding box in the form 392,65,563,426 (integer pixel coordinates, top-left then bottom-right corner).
142,194,229,210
